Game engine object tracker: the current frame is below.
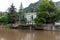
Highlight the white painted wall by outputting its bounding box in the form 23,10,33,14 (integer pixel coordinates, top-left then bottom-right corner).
25,12,36,23
55,22,60,25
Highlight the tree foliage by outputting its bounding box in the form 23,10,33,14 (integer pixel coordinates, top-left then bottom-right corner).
0,13,8,24
34,0,57,25
8,4,18,23
18,5,27,24
55,7,60,22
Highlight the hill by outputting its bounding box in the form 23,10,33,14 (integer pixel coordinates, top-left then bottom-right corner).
23,1,60,13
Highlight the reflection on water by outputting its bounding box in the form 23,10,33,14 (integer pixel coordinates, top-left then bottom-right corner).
0,29,60,40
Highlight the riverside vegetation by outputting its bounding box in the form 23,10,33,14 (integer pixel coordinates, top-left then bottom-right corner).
0,0,60,29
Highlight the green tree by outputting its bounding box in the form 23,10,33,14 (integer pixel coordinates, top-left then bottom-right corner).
34,0,56,25
0,13,8,24
8,3,18,23
18,3,27,24
18,9,27,24
55,7,60,22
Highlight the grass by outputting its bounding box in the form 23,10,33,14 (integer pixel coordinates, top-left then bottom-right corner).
55,26,60,29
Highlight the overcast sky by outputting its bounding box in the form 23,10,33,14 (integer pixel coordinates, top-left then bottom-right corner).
0,0,60,12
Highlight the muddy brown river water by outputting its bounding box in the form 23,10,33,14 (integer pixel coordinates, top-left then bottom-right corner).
0,28,60,40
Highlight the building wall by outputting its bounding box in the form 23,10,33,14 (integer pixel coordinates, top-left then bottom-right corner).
25,12,36,24
43,24,55,30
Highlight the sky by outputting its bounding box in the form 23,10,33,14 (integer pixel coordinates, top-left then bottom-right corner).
0,0,60,12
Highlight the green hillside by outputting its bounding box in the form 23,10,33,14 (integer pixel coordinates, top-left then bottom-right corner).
23,1,60,13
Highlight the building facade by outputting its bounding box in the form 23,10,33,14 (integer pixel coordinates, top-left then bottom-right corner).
25,12,36,24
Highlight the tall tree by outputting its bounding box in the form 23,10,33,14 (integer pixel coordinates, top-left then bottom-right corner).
8,3,17,23
19,2,27,24
55,7,60,22
34,0,56,25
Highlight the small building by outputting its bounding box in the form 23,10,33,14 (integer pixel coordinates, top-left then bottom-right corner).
55,22,60,26
25,12,36,24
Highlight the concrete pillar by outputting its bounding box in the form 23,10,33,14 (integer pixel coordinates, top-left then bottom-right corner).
52,26,55,30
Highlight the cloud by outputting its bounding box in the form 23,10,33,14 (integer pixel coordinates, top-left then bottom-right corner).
0,0,60,12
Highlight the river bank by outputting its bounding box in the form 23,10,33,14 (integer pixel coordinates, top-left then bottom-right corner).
0,24,60,31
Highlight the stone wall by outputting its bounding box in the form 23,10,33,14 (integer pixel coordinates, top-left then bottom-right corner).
43,24,56,31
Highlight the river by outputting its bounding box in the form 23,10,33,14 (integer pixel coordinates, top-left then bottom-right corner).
0,28,60,40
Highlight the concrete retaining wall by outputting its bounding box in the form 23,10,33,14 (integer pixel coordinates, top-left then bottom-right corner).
43,24,55,31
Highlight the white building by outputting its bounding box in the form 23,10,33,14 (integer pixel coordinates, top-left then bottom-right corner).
25,12,36,24
55,22,60,26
